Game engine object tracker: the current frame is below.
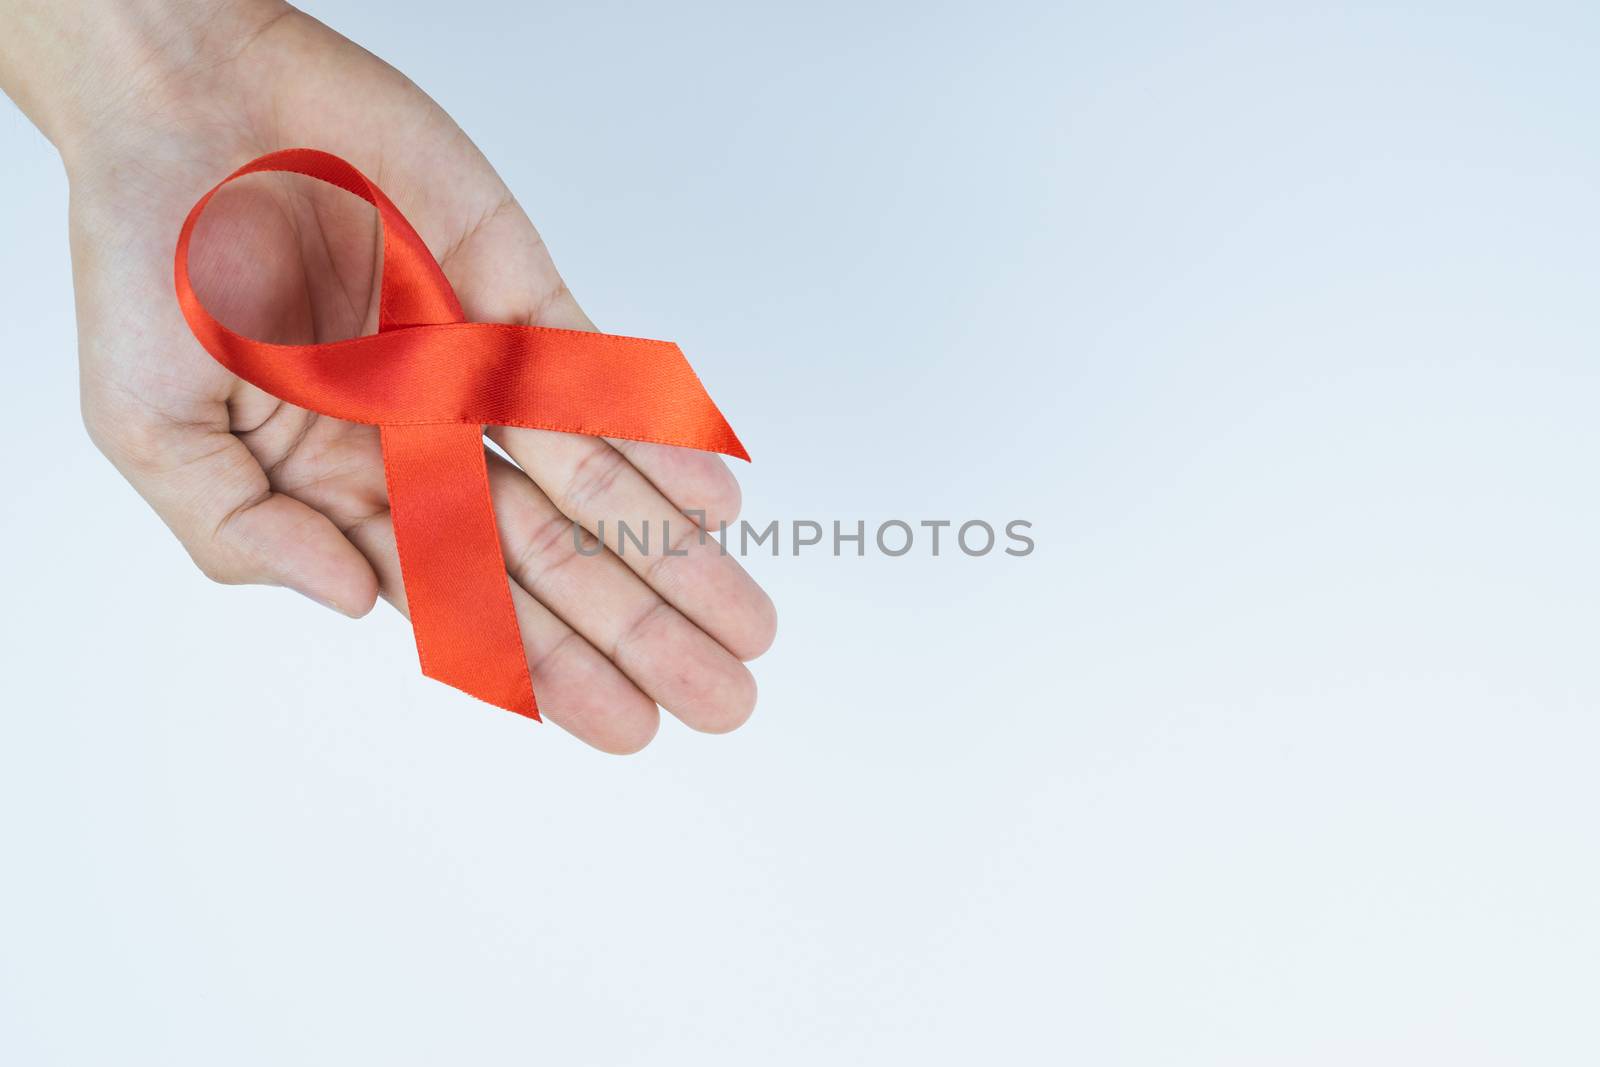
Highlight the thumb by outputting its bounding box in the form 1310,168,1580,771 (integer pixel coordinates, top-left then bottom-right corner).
208,489,380,618
93,414,379,618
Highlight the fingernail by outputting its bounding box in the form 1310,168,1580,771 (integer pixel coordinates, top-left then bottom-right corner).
296,587,358,619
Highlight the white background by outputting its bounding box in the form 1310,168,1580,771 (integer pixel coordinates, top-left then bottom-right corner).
4,2,1600,1063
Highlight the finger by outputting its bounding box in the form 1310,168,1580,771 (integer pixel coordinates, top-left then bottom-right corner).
486,454,756,733
93,411,378,617
214,491,379,617
607,438,742,530
441,217,743,527
437,197,775,659
490,425,777,662
341,504,661,754
532,290,745,528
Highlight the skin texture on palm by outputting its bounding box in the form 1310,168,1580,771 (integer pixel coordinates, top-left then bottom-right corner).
17,2,775,751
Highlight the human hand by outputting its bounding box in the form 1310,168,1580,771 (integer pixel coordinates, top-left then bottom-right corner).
0,0,775,751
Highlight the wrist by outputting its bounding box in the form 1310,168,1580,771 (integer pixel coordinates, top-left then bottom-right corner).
0,0,290,172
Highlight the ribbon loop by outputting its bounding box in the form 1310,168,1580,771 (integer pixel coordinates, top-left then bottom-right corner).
175,149,748,718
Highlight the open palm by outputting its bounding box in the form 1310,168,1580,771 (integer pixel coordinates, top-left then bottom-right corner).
70,7,774,752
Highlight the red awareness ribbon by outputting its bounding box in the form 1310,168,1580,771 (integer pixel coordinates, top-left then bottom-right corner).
174,149,747,719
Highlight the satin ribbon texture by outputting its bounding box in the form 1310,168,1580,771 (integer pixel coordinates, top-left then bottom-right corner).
174,148,748,719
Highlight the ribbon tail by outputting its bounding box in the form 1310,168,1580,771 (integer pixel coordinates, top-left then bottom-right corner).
380,423,538,718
